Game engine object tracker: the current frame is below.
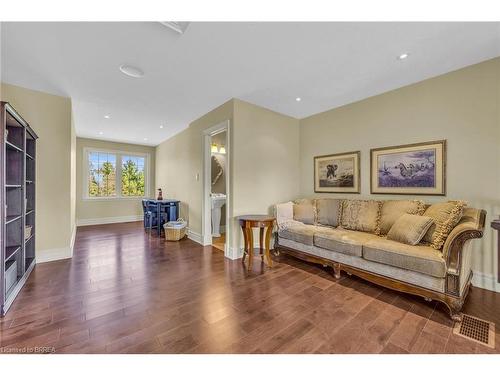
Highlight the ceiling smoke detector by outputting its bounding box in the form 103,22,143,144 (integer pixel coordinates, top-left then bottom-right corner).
159,22,190,35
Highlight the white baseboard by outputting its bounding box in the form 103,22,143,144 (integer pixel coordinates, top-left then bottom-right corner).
188,230,204,245
472,271,500,293
77,215,143,227
37,246,72,263
226,247,241,260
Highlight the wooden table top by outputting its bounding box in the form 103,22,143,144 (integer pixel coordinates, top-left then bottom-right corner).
491,220,500,230
237,215,275,223
146,199,180,203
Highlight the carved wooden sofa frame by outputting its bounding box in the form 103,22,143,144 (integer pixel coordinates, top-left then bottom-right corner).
274,209,486,321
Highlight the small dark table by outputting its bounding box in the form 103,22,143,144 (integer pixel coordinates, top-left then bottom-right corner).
238,215,276,271
491,220,500,282
147,199,180,236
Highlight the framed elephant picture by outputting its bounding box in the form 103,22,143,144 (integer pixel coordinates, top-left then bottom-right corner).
370,140,446,195
314,151,360,193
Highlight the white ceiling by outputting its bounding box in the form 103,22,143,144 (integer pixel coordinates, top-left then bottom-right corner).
1,22,499,146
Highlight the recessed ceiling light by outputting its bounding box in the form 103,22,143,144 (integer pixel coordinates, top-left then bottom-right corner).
159,125,164,129
104,115,110,119
143,137,148,141
119,64,145,78
295,97,301,102
397,53,410,60
99,131,104,135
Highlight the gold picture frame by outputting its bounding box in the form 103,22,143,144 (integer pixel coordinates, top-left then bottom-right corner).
370,140,446,195
314,151,360,193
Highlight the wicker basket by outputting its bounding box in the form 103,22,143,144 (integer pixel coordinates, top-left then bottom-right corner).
164,224,187,241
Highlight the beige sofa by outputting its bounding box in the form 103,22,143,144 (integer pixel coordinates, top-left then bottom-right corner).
274,198,486,321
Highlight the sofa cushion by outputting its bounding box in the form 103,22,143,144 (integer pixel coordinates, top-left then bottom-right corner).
363,238,446,278
387,214,434,245
340,199,382,233
379,200,425,235
293,200,316,225
279,224,317,246
316,198,342,227
314,228,378,257
275,201,295,230
422,201,467,250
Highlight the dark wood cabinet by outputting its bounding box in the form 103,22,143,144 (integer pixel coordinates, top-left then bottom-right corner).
1,102,38,316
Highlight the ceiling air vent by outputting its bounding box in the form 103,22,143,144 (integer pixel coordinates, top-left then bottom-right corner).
159,22,190,35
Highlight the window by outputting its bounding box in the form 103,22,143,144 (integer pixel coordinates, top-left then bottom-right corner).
121,155,146,197
84,148,149,199
88,151,117,197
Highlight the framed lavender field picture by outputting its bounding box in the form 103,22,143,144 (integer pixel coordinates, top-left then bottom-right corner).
314,151,360,193
370,140,446,195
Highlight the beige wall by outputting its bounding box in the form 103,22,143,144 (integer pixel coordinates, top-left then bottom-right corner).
232,99,300,251
156,100,234,242
76,137,155,223
155,99,300,257
299,57,500,291
1,83,74,261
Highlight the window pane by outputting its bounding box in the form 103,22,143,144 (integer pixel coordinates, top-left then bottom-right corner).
88,152,116,197
122,155,146,196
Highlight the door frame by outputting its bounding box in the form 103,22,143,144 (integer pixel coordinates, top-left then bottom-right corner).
202,120,231,258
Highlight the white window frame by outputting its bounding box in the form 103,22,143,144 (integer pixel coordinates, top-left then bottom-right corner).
82,147,150,201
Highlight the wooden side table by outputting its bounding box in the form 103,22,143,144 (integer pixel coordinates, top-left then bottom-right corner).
238,215,276,271
491,220,500,282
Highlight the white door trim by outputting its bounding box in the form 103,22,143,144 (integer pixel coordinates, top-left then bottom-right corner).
202,120,231,258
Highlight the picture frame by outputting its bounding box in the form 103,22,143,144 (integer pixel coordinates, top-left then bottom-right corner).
314,151,360,193
370,140,446,195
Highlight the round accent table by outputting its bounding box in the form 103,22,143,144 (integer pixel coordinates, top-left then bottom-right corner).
238,215,276,271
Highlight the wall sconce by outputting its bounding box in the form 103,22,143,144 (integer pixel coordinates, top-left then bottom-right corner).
219,146,226,154
211,144,219,153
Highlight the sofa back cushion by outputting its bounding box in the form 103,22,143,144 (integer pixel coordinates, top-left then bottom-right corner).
387,214,434,245
379,200,425,235
340,199,382,233
422,200,467,250
293,199,316,225
316,198,342,227
275,201,295,230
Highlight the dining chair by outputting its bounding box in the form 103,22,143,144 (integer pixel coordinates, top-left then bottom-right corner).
141,199,151,230
145,200,168,234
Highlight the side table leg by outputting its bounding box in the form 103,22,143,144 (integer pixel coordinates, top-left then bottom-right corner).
264,225,273,267
241,225,248,264
259,227,264,258
247,227,254,271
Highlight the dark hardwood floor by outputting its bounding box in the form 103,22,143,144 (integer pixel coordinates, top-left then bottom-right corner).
0,221,499,354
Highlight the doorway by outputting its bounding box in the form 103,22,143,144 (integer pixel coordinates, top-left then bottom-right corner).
202,120,231,258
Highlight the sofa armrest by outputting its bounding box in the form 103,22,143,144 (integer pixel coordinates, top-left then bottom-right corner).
441,208,485,296
442,209,486,272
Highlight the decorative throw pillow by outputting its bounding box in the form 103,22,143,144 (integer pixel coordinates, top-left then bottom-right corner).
315,198,342,227
378,200,425,235
422,200,467,250
387,214,434,245
340,200,382,233
293,200,316,225
275,201,295,230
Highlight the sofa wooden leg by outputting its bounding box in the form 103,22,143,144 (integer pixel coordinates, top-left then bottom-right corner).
447,297,464,322
333,263,341,279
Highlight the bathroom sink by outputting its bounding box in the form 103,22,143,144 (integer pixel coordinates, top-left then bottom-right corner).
211,193,226,209
211,194,226,237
